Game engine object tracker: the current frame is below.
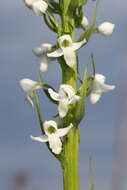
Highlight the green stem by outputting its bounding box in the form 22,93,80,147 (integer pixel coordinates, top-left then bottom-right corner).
57,9,80,189
61,127,80,190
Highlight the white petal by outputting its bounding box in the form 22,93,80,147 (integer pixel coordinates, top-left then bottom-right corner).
26,95,34,108
81,16,89,28
30,135,48,142
32,47,44,57
48,88,61,101
98,22,115,37
59,84,75,99
40,57,49,72
71,39,87,51
90,92,101,104
19,78,41,93
24,0,35,9
33,43,53,57
32,0,48,16
44,120,58,135
58,98,69,118
98,83,115,93
63,47,76,67
58,35,72,47
48,134,62,154
41,43,53,51
69,95,81,104
57,123,73,137
47,48,63,58
95,74,106,83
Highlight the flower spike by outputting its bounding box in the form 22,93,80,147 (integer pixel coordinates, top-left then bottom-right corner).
90,74,115,104
48,84,81,118
30,120,73,154
47,35,86,67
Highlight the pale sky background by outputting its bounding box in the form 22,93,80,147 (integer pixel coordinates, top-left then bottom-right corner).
1,0,127,190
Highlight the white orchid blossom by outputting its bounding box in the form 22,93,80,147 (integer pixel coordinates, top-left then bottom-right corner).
90,74,115,104
30,120,73,154
48,84,81,118
24,0,48,15
81,16,89,29
47,35,86,67
33,43,54,72
98,22,115,37
20,78,41,107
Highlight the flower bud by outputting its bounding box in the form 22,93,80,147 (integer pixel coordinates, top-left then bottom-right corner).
98,22,115,37
32,0,48,15
81,16,89,29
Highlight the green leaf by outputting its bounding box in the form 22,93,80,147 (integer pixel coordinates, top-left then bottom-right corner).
74,64,88,124
78,0,100,42
43,84,58,105
86,77,94,96
33,91,44,134
91,54,96,77
49,0,60,11
89,154,94,190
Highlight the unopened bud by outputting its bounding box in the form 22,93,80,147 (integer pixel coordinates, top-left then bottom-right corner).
81,16,89,29
98,22,115,37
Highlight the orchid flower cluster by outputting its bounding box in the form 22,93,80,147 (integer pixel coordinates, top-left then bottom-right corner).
20,0,115,189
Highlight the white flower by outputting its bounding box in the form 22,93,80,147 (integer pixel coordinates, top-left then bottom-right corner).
20,78,41,107
30,120,73,154
47,35,86,67
24,0,48,15
48,84,81,118
90,74,115,104
81,16,89,29
98,22,115,37
33,43,54,72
